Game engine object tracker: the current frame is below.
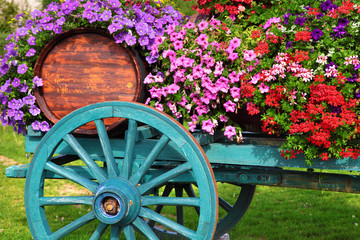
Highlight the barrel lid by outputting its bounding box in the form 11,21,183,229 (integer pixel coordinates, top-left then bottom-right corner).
34,28,143,134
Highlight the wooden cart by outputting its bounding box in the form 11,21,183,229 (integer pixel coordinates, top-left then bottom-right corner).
6,29,360,240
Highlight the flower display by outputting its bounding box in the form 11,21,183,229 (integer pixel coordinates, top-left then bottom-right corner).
0,0,183,134
145,18,250,141
147,0,360,163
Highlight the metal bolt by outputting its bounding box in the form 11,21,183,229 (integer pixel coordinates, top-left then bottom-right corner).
102,197,119,215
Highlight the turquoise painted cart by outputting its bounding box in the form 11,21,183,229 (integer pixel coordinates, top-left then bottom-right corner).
6,101,360,239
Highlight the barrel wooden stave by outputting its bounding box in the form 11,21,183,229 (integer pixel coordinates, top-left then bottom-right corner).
34,28,145,134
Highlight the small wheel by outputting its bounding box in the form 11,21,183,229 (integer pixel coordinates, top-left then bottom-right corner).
215,183,255,239
147,183,255,239
25,102,218,239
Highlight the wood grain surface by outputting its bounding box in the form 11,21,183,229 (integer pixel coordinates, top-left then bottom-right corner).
34,28,143,134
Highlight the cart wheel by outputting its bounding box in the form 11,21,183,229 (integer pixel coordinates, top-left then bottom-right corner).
25,102,218,240
148,183,255,239
215,183,255,239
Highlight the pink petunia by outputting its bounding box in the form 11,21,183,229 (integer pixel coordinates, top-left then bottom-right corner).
166,83,180,94
155,102,163,111
243,49,257,62
228,71,239,83
214,62,224,76
259,82,270,93
197,20,209,31
173,40,183,50
223,100,236,112
250,73,261,84
230,87,241,100
224,125,236,140
202,119,215,134
220,115,228,122
228,52,239,62
229,37,241,49
188,122,196,132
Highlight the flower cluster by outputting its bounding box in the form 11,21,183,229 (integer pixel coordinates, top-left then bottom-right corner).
239,0,360,162
148,0,360,163
145,18,249,141
0,0,183,134
188,0,274,23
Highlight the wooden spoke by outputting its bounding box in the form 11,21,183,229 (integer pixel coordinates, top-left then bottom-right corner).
184,184,200,215
122,119,138,179
130,134,170,185
132,217,159,240
44,162,98,193
175,185,184,225
50,212,96,239
94,119,119,178
110,223,122,240
148,184,173,228
63,134,107,183
39,196,93,206
137,162,191,195
141,196,200,207
89,222,108,240
219,197,233,213
139,208,196,239
123,225,136,240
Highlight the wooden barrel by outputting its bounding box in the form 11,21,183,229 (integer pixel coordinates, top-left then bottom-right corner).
34,28,147,134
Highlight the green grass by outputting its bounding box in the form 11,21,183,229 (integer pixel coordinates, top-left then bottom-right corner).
2,126,360,239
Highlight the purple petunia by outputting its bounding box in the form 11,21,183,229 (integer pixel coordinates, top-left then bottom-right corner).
26,48,36,57
12,78,20,87
135,22,149,36
320,0,334,11
27,36,36,46
39,121,50,132
139,36,149,46
17,63,28,74
334,26,346,38
54,25,62,34
31,120,41,130
124,34,136,46
8,99,23,110
14,110,24,120
30,9,42,18
286,41,293,50
108,22,121,34
101,10,112,21
338,18,350,27
19,83,29,93
29,105,41,116
23,95,36,105
294,17,306,26
311,29,324,41
108,0,120,8
283,14,290,25
16,27,28,37
33,76,43,87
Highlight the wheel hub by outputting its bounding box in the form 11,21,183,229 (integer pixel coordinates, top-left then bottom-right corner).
93,178,140,225
102,196,120,215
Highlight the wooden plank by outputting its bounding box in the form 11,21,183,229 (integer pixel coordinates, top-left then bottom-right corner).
25,134,360,171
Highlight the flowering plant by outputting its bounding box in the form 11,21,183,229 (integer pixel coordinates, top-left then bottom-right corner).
145,18,251,141
146,0,360,163
0,0,183,134
189,0,274,23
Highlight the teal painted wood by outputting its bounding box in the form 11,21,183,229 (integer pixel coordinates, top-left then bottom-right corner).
24,101,218,240
25,135,360,172
12,161,360,194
